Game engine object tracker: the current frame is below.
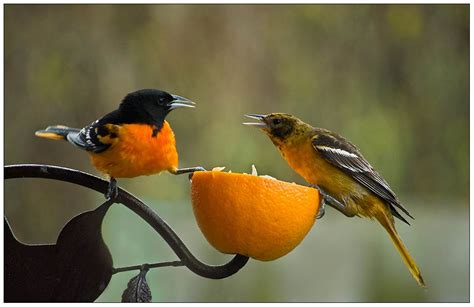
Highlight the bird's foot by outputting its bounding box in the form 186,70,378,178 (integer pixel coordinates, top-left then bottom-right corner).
310,184,356,218
316,201,326,219
173,167,207,180
105,177,119,201
311,184,327,219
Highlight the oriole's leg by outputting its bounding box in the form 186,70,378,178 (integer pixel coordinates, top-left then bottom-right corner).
312,185,356,218
173,167,206,175
105,177,118,200
172,167,207,180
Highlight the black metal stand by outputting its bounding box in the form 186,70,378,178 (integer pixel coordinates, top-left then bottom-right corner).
5,164,249,288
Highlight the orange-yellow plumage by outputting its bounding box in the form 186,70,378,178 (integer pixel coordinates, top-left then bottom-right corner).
90,121,178,178
249,113,425,287
34,131,66,140
277,135,424,286
278,139,363,202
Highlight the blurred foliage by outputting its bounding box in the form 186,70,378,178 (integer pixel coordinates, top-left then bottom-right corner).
4,4,468,302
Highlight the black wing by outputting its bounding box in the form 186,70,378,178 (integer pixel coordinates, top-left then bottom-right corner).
312,130,413,224
67,110,122,153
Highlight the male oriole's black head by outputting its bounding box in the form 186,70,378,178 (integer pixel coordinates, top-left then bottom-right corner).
115,89,195,127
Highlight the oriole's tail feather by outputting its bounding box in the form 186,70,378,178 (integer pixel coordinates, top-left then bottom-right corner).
35,125,80,141
377,213,426,288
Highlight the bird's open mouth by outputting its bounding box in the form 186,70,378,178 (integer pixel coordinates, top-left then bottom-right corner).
243,114,267,127
169,94,196,110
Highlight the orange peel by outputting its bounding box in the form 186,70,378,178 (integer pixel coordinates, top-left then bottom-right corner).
190,166,320,261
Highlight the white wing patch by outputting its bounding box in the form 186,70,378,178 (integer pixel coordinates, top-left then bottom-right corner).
85,128,94,147
316,146,359,158
315,145,371,173
84,120,100,148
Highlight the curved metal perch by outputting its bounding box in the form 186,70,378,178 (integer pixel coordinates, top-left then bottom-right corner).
5,164,249,279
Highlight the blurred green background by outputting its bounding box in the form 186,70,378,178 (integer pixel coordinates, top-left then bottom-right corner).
4,4,469,302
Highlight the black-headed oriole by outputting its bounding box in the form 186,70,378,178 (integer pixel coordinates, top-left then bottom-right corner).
36,88,203,198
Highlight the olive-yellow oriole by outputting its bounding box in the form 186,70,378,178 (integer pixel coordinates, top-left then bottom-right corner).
244,113,425,287
36,88,204,199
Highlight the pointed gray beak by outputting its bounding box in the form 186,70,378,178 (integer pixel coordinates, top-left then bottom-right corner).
169,94,196,110
243,114,268,127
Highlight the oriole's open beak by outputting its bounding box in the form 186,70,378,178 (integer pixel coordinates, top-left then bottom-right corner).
243,114,268,127
169,94,196,110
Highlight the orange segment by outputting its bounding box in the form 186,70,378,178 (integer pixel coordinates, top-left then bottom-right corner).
191,168,320,261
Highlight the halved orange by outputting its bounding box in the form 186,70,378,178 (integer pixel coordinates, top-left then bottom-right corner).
190,166,320,261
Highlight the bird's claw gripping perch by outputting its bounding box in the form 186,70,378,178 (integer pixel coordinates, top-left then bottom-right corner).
311,185,355,218
316,200,325,219
105,177,119,200
310,184,326,219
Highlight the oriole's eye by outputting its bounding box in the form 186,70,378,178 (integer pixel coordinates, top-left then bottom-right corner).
159,97,165,103
272,118,282,126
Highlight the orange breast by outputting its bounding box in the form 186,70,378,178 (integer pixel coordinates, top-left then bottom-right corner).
279,140,362,197
278,139,377,217
90,121,178,178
